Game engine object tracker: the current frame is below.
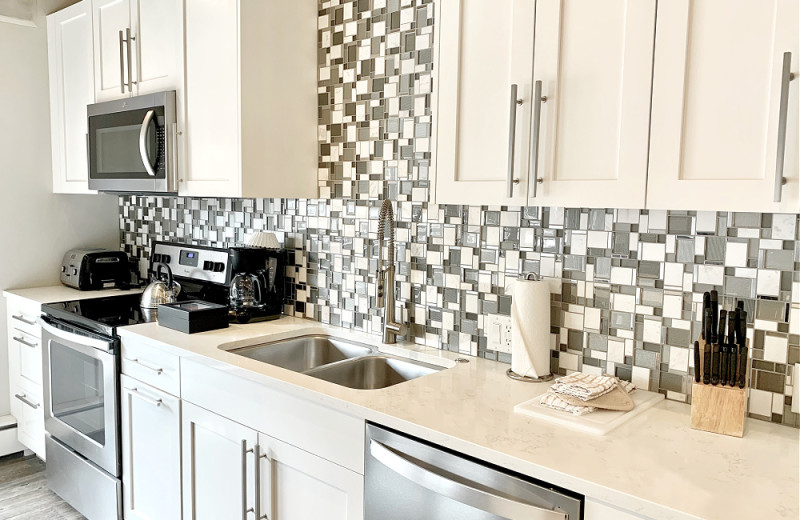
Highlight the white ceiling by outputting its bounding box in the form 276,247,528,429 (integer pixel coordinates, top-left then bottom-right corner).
0,0,80,23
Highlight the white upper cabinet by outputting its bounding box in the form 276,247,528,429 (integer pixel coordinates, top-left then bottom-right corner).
531,0,655,209
182,0,318,198
47,1,96,194
91,0,130,101
435,0,535,205
434,0,655,208
130,0,183,96
648,0,799,211
91,0,183,102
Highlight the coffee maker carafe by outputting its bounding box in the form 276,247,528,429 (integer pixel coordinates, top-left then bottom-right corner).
228,247,285,323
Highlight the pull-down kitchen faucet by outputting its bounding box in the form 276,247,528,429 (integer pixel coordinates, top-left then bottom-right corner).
376,199,406,344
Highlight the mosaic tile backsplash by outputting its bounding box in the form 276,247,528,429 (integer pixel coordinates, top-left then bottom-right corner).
117,0,799,428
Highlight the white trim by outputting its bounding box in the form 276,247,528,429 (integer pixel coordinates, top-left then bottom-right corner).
0,14,36,28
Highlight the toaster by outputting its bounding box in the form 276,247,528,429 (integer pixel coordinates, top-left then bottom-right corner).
61,249,131,291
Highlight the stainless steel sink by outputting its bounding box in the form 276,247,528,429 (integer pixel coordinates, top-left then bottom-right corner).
230,335,372,372
305,356,442,390
227,334,444,389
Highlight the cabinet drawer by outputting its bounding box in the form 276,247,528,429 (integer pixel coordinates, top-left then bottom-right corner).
121,339,180,396
7,297,42,338
12,383,45,460
9,329,42,392
182,358,365,474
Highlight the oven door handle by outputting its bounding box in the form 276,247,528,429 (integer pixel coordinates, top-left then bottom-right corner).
139,109,158,177
369,440,567,520
38,317,114,353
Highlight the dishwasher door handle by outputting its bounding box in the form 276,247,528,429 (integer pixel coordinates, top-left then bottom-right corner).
369,440,567,520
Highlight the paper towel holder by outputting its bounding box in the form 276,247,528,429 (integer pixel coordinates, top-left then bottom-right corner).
506,368,554,383
507,272,553,382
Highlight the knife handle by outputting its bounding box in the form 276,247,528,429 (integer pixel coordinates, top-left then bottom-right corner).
711,344,720,385
694,341,701,383
718,309,727,346
702,292,711,340
728,346,737,386
703,342,711,384
710,290,719,343
738,346,747,389
721,346,729,385
704,309,713,345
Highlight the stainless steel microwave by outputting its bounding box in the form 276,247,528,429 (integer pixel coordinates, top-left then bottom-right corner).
87,91,177,194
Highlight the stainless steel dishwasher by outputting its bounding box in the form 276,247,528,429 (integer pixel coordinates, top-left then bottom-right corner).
365,424,583,519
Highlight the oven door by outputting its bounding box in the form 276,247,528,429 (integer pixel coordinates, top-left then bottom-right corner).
40,316,120,477
87,91,176,193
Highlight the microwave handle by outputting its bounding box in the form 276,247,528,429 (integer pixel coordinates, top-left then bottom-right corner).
139,110,157,177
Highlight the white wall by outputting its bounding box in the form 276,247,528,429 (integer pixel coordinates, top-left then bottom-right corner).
0,8,119,418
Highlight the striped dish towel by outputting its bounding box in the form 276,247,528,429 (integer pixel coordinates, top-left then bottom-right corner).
550,372,618,401
539,377,637,416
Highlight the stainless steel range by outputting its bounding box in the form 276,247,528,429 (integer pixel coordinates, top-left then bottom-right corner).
39,242,234,520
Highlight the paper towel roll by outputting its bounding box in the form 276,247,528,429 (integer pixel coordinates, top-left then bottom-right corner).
508,278,551,379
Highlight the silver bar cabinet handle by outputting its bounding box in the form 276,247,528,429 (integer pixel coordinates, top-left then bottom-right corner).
126,27,135,92
139,110,157,176
13,336,37,348
124,356,163,375
253,444,263,520
369,440,567,520
774,51,795,203
119,29,126,93
506,84,523,197
529,80,547,198
15,394,39,410
12,314,36,326
124,387,162,407
242,440,254,519
258,448,270,520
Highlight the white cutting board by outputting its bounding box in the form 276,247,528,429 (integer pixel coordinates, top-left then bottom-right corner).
514,386,665,435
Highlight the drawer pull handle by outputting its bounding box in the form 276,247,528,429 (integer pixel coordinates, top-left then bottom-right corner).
13,336,37,348
12,314,36,326
124,387,162,407
125,357,163,375
14,393,39,409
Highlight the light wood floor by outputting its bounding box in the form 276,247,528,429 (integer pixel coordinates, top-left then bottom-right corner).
0,453,84,520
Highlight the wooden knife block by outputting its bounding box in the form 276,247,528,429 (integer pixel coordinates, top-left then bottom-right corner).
690,337,749,438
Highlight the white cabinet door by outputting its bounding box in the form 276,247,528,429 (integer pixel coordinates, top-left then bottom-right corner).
11,384,45,460
258,432,364,520
584,498,648,520
8,330,41,393
92,0,132,101
434,0,535,205
182,402,258,520
130,0,183,95
530,0,655,209
120,375,181,520
182,0,240,197
47,1,96,194
648,0,799,211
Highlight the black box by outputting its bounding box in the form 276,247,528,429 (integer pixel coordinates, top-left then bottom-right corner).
157,300,229,334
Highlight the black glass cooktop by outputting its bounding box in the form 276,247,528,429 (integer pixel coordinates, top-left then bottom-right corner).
42,294,155,337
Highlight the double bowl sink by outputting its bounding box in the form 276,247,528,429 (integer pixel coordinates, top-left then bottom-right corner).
227,335,444,390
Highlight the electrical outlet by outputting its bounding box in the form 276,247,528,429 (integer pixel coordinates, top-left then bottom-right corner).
486,314,513,354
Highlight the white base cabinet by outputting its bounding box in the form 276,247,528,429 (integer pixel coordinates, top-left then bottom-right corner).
181,401,258,520
5,296,44,460
120,375,181,520
258,432,364,520
584,498,650,520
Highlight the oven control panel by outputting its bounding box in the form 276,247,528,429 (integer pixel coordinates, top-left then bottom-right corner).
151,242,230,285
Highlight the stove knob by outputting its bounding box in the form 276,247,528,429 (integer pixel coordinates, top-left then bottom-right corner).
162,255,171,264
203,261,214,271
213,262,225,272
152,254,162,263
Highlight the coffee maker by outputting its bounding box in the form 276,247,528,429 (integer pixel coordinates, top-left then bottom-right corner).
228,247,285,323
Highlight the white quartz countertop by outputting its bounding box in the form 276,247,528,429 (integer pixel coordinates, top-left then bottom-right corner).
3,285,142,304
119,316,799,520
